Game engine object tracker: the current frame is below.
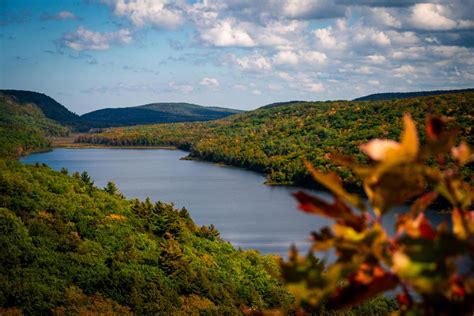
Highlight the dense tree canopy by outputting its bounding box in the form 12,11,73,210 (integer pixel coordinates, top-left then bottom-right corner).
0,94,69,158
77,92,474,188
0,160,292,314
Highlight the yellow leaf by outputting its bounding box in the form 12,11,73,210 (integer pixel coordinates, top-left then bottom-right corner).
304,160,366,211
400,113,419,159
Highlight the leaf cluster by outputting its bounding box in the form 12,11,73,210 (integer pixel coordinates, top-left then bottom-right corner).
283,115,474,315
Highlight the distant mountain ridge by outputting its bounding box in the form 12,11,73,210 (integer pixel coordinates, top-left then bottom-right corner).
353,88,474,101
0,90,243,130
81,102,243,127
259,100,310,109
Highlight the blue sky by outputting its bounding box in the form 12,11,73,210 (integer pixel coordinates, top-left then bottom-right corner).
1,0,473,114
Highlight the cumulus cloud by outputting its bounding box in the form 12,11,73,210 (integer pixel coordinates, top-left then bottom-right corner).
199,77,220,88
235,54,272,71
273,50,327,65
313,27,338,49
367,54,386,63
198,18,255,47
62,27,132,51
102,0,185,29
409,3,473,31
86,0,473,99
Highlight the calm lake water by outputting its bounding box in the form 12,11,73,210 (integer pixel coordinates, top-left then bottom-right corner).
21,148,332,255
21,148,446,257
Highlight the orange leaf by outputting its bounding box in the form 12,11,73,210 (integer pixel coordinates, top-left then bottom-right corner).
400,113,419,159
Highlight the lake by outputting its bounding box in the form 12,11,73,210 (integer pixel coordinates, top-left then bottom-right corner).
21,148,447,257
21,148,332,255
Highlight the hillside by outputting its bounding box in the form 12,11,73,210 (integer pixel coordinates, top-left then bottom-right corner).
77,91,474,187
259,100,310,109
80,102,243,127
353,88,474,101
0,160,292,314
0,93,293,314
0,90,83,128
0,93,69,157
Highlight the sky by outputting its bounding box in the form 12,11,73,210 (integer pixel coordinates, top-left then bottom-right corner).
1,0,473,114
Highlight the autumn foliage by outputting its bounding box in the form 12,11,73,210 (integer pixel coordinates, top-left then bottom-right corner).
282,114,473,315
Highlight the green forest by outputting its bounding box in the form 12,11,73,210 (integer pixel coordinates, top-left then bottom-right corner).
0,94,69,158
1,89,472,314
0,92,402,314
77,92,474,187
0,160,293,314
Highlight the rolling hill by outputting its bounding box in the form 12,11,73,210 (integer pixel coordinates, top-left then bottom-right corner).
0,90,82,127
77,91,474,188
353,88,474,101
0,93,69,157
0,90,243,130
80,102,243,127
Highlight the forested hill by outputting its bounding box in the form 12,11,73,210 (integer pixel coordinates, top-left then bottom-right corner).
0,90,82,128
259,100,310,109
353,88,474,101
0,93,69,157
80,102,243,127
77,91,474,187
0,159,294,314
0,90,243,130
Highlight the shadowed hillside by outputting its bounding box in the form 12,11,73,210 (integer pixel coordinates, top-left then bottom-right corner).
353,88,474,101
80,102,243,127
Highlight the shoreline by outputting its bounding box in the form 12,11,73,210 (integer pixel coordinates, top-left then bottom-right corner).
50,135,178,150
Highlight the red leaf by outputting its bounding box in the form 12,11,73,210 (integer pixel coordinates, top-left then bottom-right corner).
396,293,411,306
293,191,366,231
426,115,445,140
326,269,399,310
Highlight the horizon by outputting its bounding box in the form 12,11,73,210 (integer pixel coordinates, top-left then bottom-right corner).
1,0,473,114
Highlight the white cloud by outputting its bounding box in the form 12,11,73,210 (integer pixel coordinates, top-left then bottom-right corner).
273,50,299,65
370,8,401,28
199,77,220,88
273,50,326,66
394,65,416,76
303,82,324,93
62,27,132,51
410,3,474,30
355,28,390,46
103,0,184,29
235,54,272,70
313,27,337,49
355,66,374,74
199,18,255,47
367,54,386,64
